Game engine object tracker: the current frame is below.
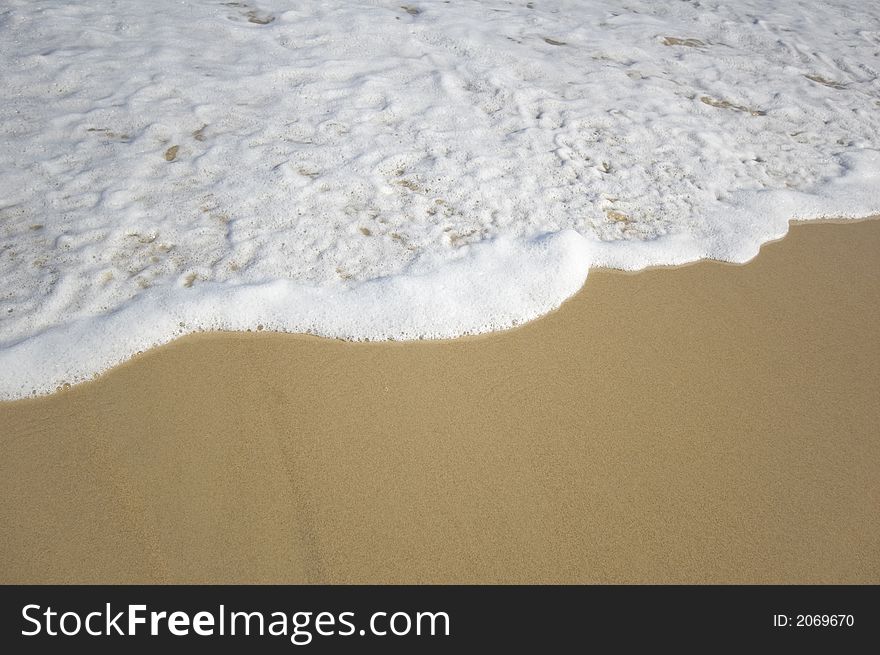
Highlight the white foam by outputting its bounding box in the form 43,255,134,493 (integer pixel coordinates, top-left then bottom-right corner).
1,0,879,398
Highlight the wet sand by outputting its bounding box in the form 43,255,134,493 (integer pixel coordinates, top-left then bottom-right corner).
1,219,879,583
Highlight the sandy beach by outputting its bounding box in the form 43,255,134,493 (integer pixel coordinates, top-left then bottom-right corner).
1,218,878,584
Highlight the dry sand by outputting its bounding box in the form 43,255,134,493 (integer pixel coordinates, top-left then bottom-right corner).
1,219,879,584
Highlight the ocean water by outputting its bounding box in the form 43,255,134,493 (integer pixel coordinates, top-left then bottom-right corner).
1,0,879,399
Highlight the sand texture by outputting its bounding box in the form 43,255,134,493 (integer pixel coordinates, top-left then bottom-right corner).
1,219,878,583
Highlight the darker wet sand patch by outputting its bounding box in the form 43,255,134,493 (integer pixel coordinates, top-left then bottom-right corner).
700,95,766,116
246,11,275,25
805,74,847,90
662,36,705,47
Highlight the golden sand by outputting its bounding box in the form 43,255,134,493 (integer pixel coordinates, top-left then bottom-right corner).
1,219,878,583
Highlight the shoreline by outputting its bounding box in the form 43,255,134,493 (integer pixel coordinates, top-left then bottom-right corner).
1,218,879,583
3,215,878,405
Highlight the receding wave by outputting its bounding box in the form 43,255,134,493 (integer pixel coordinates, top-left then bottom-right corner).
1,0,879,398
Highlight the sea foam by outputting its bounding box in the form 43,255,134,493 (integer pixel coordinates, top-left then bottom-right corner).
1,0,879,398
